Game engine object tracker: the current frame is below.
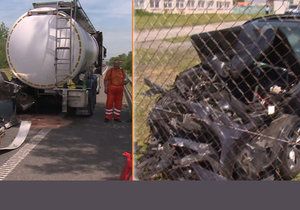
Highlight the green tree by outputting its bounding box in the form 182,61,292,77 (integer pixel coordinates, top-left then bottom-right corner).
109,52,132,75
123,51,132,76
0,22,8,38
0,22,9,68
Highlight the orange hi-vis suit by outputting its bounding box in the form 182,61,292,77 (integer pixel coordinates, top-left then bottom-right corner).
104,67,125,120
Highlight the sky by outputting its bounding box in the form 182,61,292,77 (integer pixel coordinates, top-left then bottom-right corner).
0,0,132,58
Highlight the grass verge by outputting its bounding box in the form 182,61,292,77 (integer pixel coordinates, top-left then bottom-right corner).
0,68,13,81
134,47,199,158
135,10,263,31
164,35,190,43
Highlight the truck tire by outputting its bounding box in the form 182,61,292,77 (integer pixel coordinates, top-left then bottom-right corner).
67,107,76,116
86,95,94,116
86,81,97,116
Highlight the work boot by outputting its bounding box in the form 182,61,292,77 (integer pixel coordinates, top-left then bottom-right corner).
104,118,110,123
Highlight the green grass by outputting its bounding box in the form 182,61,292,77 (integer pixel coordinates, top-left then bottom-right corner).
134,47,199,158
135,10,263,31
293,174,300,181
0,68,13,81
164,35,190,43
0,39,8,69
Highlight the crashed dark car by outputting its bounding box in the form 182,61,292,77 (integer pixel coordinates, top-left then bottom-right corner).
137,15,300,180
0,71,19,137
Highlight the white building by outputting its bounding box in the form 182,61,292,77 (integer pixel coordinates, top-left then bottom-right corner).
268,0,298,14
272,0,289,14
135,0,234,14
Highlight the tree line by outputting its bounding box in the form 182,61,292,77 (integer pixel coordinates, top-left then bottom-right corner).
0,22,8,68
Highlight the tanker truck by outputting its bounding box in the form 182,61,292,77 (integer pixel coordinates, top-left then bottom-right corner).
6,0,106,115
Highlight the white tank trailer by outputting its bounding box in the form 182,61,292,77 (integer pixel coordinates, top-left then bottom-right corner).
6,1,106,115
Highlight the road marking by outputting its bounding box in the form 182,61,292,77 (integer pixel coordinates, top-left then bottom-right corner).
0,128,51,181
0,121,31,151
102,66,109,75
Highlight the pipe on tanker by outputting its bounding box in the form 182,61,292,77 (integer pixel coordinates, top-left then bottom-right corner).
6,7,99,89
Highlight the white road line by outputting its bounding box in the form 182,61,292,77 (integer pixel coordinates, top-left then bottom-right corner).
0,128,51,181
102,66,109,75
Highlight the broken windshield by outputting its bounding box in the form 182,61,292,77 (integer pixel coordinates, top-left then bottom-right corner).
279,26,300,58
245,20,300,60
191,19,300,77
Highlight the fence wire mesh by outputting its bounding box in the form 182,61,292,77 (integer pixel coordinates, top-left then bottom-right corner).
134,0,300,180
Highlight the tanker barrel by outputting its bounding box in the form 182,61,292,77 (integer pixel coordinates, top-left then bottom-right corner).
6,7,99,89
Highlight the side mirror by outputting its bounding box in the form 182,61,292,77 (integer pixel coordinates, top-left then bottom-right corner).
104,47,107,58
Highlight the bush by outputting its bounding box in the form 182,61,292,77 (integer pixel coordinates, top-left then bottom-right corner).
0,22,8,68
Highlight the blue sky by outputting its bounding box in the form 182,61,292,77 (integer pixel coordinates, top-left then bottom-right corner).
0,0,132,58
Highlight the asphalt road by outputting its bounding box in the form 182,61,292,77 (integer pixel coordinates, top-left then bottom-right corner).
0,76,132,181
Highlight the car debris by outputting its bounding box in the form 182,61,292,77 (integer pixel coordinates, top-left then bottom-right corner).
0,121,31,151
0,70,31,150
0,71,19,130
137,15,300,180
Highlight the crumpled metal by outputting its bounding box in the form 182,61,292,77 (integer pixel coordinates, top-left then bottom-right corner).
137,16,300,180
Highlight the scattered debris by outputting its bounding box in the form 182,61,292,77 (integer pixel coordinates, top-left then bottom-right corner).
0,70,29,148
144,78,166,96
0,121,31,151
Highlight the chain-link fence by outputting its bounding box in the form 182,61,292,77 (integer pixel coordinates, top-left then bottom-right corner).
134,0,300,180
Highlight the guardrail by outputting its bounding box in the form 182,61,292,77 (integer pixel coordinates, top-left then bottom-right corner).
124,74,132,120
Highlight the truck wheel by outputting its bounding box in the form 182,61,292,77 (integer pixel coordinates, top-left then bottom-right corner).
86,87,97,116
67,107,76,116
85,78,97,116
279,117,300,179
86,94,94,116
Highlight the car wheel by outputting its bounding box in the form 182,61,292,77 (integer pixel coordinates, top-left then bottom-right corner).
279,120,300,179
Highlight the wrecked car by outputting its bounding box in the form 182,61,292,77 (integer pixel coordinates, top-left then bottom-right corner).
0,70,31,150
137,15,300,180
0,71,19,135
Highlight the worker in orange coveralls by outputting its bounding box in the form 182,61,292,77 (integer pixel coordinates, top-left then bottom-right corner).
104,60,126,122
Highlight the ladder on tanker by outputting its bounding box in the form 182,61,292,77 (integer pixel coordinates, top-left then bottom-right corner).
54,1,75,86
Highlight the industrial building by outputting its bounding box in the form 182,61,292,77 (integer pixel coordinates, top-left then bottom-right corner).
135,0,234,14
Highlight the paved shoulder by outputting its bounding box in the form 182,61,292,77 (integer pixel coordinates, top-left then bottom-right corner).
1,77,132,181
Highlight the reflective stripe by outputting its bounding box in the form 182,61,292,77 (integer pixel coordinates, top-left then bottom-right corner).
114,112,120,116
105,112,113,115
106,109,113,112
114,109,121,113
